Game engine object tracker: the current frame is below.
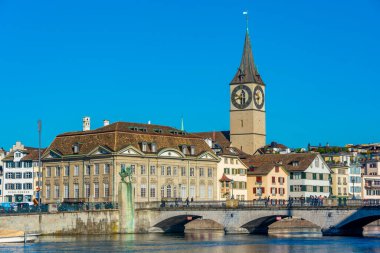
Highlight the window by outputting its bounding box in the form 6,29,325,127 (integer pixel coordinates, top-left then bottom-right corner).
104,164,110,174
166,185,172,198
315,157,320,167
64,184,69,198
56,166,61,177
319,173,323,180
46,185,51,199
224,168,230,174
54,185,60,198
173,186,177,198
200,185,205,198
173,167,178,176
199,168,204,177
94,183,99,198
94,164,99,175
224,158,228,164
47,167,51,177
271,187,276,195
208,185,213,199
64,166,70,176
104,183,109,197
142,142,147,152
74,184,79,198
190,185,195,198
74,165,79,176
161,185,165,198
161,166,165,176
182,145,187,155
181,185,187,198
208,168,213,177
190,146,195,155
16,183,22,189
313,186,317,192
230,158,234,164
150,166,156,175
313,173,317,180
150,185,156,198
85,165,91,175
320,186,324,193
181,167,186,176
275,166,279,173
272,177,276,184
190,167,195,177
6,172,15,179
15,172,22,179
151,143,157,153
140,165,146,175
85,184,90,198
256,176,262,183
140,184,147,198
23,172,32,179
167,166,171,176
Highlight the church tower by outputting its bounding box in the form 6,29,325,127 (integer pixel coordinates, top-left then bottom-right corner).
230,28,266,154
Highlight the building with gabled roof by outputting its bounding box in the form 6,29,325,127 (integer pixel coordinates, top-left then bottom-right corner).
41,120,220,204
194,131,249,200
243,153,332,198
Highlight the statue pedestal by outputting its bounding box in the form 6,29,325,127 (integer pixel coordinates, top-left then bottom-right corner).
118,181,134,233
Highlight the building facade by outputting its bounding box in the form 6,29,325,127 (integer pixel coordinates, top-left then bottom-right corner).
0,148,6,202
41,121,220,204
247,164,288,203
229,29,266,155
2,142,38,203
245,153,331,199
194,132,248,201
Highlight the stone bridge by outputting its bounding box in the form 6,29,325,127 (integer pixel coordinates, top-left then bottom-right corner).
134,202,380,236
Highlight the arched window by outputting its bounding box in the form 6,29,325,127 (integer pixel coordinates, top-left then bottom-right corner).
166,185,172,198
161,185,165,198
241,90,246,104
173,186,177,198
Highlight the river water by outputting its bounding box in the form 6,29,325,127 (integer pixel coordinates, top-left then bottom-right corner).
1,233,380,253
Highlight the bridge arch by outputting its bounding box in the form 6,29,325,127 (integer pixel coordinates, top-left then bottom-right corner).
241,215,290,234
150,214,203,233
334,214,380,236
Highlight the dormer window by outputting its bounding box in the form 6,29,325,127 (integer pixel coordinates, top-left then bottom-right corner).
182,145,187,155
139,128,147,132
142,142,147,152
15,152,21,158
154,128,162,133
190,146,195,155
151,143,157,153
72,143,80,154
292,161,299,167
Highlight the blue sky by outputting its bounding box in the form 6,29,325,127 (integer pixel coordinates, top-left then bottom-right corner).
0,0,379,150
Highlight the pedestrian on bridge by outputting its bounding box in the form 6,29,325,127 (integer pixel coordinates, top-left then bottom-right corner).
186,197,189,207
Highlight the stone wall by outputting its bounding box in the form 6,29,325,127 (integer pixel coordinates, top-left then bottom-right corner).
0,210,119,235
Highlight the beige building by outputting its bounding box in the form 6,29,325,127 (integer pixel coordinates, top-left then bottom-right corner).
329,164,350,198
229,30,266,155
195,132,248,200
41,121,220,204
246,164,289,203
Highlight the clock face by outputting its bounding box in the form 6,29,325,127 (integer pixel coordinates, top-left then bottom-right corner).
231,85,252,109
253,86,264,109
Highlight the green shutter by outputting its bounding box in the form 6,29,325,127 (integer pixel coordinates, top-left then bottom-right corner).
290,185,294,192
301,172,306,179
290,173,294,179
313,186,317,192
301,185,306,191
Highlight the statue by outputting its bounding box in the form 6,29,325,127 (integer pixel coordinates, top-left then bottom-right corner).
119,165,132,183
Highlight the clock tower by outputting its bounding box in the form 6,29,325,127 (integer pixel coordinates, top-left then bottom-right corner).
230,29,266,154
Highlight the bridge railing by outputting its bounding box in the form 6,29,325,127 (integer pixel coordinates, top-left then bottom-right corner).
0,202,118,216
135,199,380,210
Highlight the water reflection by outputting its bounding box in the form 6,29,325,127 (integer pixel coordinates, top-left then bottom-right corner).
2,233,380,252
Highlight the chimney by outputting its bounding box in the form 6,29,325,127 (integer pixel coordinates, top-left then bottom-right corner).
83,116,91,131
103,119,110,126
148,120,151,125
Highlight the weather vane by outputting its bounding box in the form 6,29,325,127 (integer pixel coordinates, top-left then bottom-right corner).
243,11,249,32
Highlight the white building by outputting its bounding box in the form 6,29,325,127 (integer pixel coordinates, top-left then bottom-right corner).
2,142,38,203
195,132,248,200
348,162,362,199
0,148,6,202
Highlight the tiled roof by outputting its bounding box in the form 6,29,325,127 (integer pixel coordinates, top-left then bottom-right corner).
230,31,264,85
193,131,249,158
247,163,279,176
43,122,213,157
219,174,233,182
243,153,319,172
2,147,41,162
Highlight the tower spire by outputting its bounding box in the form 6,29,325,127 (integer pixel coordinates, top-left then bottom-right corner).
230,13,264,85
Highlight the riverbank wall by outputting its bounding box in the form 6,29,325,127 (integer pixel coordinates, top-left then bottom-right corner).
0,210,119,235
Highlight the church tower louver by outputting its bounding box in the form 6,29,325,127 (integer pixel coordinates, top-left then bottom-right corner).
229,27,266,155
